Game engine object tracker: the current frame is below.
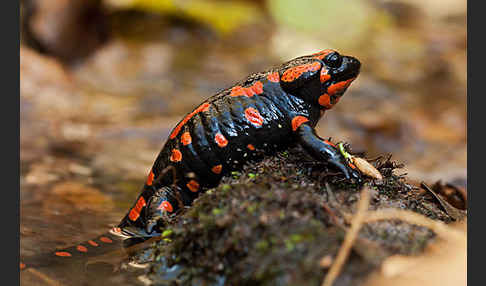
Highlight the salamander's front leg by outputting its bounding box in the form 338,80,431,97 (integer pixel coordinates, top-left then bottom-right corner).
295,122,361,182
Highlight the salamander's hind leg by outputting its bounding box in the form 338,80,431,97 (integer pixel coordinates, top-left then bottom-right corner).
295,122,362,182
143,186,184,235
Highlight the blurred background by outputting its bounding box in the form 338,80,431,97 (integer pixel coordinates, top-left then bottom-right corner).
20,0,466,283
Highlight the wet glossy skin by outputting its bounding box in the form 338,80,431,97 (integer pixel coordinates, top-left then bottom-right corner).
20,49,362,270
119,49,362,236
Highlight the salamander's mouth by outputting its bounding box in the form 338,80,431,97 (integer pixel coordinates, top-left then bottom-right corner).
317,54,360,109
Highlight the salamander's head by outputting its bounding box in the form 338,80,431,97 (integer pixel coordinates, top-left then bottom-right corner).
278,49,361,110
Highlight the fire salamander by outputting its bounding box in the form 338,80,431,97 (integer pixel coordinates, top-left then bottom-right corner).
20,49,362,270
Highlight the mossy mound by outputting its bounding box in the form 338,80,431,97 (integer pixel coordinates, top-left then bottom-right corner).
142,146,452,285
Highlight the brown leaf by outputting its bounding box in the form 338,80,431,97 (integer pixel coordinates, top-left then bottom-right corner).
421,182,466,220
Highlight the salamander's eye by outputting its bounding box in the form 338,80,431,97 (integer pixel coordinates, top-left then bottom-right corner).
324,52,342,68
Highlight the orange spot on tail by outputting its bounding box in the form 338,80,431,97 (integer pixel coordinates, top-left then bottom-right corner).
170,102,210,139
318,94,332,108
281,62,321,83
247,144,255,151
267,72,280,82
291,116,309,131
20,262,26,270
55,251,72,257
215,133,228,148
88,240,99,247
129,208,139,221
245,107,263,126
170,149,182,162
76,245,88,252
186,180,200,192
146,170,154,186
211,164,222,174
100,237,113,243
129,196,147,221
181,132,192,145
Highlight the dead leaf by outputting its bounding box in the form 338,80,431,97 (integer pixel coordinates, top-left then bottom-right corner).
421,182,466,220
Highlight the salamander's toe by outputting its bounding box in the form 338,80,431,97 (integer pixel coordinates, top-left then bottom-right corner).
333,160,362,184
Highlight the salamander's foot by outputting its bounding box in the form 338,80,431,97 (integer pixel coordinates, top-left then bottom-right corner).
330,158,362,184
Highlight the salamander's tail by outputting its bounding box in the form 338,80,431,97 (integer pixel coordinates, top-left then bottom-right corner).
20,227,146,271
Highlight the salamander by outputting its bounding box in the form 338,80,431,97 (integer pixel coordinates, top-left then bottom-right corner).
20,49,362,270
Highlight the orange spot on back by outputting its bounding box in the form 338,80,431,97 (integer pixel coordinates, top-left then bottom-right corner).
312,49,334,60
320,68,331,83
211,165,222,174
100,237,113,243
186,180,200,192
170,149,182,162
77,245,88,252
245,107,263,126
170,103,210,139
250,81,263,95
230,86,246,97
55,251,72,257
327,78,355,95
230,81,264,97
88,240,99,247
215,133,228,147
348,162,357,169
181,131,192,145
159,201,173,212
267,72,280,82
318,94,332,108
146,170,154,186
129,196,147,221
20,262,26,270
291,116,309,131
281,62,321,83
247,144,255,151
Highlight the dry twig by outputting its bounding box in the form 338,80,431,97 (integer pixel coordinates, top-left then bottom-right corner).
321,187,371,286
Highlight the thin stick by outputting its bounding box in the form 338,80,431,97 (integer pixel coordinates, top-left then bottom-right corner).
321,187,371,286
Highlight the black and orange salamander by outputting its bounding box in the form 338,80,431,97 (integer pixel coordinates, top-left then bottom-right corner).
20,49,362,271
